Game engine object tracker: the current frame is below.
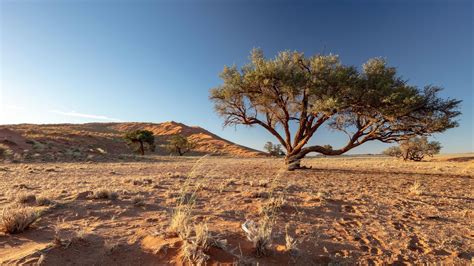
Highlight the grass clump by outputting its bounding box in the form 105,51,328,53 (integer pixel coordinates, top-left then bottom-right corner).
16,193,37,204
132,195,146,207
408,180,423,196
242,217,273,257
182,223,211,265
93,189,118,200
285,224,299,256
169,206,192,239
1,205,40,234
36,195,54,206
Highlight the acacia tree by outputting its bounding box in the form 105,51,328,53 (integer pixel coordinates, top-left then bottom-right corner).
167,134,196,156
210,49,461,170
383,137,441,161
124,130,155,155
264,141,284,157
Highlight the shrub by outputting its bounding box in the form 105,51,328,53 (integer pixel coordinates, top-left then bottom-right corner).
383,137,442,161
0,144,12,160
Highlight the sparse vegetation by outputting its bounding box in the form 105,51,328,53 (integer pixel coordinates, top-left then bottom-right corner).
210,49,461,169
124,130,155,155
167,134,196,156
384,137,442,161
1,205,40,234
0,155,472,264
0,144,12,161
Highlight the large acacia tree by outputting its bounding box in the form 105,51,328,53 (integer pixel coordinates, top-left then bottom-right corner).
210,49,461,169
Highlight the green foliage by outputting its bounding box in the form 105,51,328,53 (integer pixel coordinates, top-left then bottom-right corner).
167,135,196,156
124,130,155,155
210,49,460,166
383,137,441,161
263,141,284,157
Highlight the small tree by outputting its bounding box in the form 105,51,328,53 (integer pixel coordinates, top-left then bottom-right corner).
210,49,461,170
124,130,155,155
383,137,441,161
167,135,196,156
264,141,284,157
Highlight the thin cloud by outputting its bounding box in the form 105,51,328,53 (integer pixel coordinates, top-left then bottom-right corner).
5,104,26,111
50,110,122,122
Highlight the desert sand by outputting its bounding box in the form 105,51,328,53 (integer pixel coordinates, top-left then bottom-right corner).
1,155,473,265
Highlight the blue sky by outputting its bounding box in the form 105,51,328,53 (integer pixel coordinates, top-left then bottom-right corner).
0,0,472,153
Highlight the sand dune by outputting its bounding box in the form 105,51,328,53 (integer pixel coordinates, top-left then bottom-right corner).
0,122,263,161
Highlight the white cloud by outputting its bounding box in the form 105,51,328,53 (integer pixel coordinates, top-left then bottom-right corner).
50,110,122,122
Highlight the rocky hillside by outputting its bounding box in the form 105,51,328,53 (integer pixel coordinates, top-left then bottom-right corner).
0,122,263,161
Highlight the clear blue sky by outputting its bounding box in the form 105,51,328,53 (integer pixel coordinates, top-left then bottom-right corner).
1,0,472,153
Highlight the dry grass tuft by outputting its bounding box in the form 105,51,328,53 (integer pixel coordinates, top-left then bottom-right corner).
169,206,192,239
36,195,54,206
260,195,286,216
408,180,423,196
132,195,145,207
16,193,37,205
242,217,273,256
1,205,40,234
182,223,211,265
93,189,118,200
285,225,299,256
181,222,227,265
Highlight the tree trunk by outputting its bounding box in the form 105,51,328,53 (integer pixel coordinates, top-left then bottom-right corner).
285,152,305,171
139,141,144,156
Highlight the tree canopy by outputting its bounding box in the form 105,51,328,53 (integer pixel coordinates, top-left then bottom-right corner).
210,49,461,169
124,130,155,155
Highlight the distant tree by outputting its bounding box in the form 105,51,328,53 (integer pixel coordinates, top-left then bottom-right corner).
210,49,461,170
124,130,155,155
382,146,402,158
264,141,285,157
383,137,441,161
167,135,196,156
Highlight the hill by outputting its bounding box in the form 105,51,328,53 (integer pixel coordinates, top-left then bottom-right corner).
0,122,264,161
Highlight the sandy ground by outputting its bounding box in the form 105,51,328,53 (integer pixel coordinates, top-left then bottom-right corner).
0,155,473,265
